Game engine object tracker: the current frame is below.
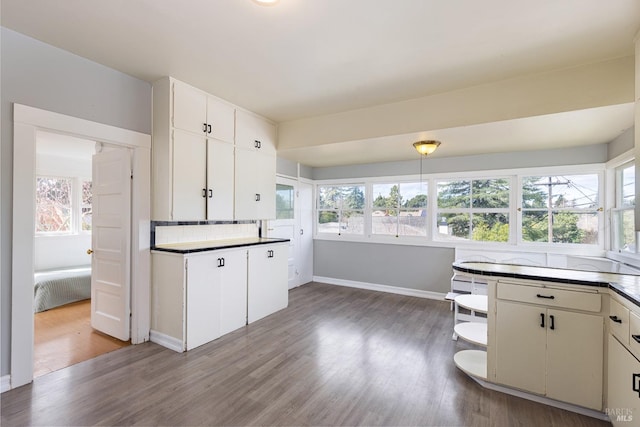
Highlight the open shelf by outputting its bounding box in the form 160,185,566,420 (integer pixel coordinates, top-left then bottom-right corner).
453,350,487,380
454,322,487,346
454,294,488,314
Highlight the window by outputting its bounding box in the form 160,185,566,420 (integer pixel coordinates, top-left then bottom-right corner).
36,176,72,233
436,178,510,242
276,183,294,220
611,162,635,252
371,182,427,237
36,176,92,234
81,180,93,231
521,174,599,244
317,184,365,235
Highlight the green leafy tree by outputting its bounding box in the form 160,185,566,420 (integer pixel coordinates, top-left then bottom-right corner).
552,212,585,243
472,222,509,242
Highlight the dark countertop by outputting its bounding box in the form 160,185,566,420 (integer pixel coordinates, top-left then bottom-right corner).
453,261,640,307
152,237,289,254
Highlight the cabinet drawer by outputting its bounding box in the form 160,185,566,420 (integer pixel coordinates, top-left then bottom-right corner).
609,298,630,345
628,310,640,359
497,282,601,312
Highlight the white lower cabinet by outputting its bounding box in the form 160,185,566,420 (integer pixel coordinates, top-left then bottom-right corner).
151,242,288,352
247,243,288,323
608,334,640,426
152,248,247,351
494,282,603,410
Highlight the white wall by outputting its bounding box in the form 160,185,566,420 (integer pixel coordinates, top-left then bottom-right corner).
1,27,152,376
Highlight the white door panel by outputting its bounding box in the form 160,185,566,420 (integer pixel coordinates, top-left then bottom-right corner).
91,148,131,341
298,181,314,285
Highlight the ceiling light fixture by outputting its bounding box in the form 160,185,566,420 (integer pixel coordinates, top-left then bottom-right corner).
252,0,279,5
413,140,441,156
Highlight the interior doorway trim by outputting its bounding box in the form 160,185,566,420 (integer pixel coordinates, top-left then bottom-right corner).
11,104,151,389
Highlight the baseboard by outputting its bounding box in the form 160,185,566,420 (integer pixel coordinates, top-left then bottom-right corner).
468,375,610,421
149,330,184,353
1,375,11,393
313,276,446,301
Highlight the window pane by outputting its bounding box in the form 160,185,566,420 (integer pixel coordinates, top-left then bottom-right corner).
398,209,427,236
622,165,635,207
276,184,294,219
318,186,341,209
372,214,397,236
437,213,470,240
339,211,364,234
372,183,400,213
318,211,339,233
522,211,549,242
400,182,427,208
523,175,598,209
472,179,509,208
343,186,365,210
82,180,92,231
552,211,597,244
472,213,509,242
612,209,635,252
36,177,72,233
438,180,470,208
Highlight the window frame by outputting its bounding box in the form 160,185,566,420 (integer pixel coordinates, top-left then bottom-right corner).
370,179,429,239
517,171,603,247
314,164,606,251
610,160,635,253
35,174,92,236
316,182,367,237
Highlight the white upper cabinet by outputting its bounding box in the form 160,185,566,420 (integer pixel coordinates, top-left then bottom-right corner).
236,109,276,154
173,80,235,144
153,76,276,222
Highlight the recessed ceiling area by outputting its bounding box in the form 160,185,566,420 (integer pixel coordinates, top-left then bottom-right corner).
3,0,639,167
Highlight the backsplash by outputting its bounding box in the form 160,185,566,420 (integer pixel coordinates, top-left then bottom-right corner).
151,221,259,246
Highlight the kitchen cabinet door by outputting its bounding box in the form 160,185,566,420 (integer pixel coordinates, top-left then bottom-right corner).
173,81,207,136
235,149,276,220
172,130,206,220
495,300,546,395
247,244,288,323
218,249,248,336
207,96,235,144
186,254,222,350
546,309,603,410
608,334,640,426
206,139,235,220
236,109,276,154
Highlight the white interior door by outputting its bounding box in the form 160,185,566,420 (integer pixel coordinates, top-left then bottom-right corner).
270,177,297,289
297,181,314,285
91,147,131,341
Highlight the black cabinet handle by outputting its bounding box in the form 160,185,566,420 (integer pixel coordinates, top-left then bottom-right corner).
208,124,212,134
609,315,623,324
202,188,206,198
540,313,545,328
203,123,208,133
255,193,261,202
217,257,225,268
536,294,555,300
254,140,261,149
549,315,555,330
208,189,213,198
267,250,274,258
632,335,640,344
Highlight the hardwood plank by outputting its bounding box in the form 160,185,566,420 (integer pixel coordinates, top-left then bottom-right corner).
2,282,610,426
34,300,130,377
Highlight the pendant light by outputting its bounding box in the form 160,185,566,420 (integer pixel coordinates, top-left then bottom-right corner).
413,140,441,156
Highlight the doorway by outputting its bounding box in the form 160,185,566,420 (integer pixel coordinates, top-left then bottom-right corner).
11,104,151,389
32,132,131,377
270,176,314,289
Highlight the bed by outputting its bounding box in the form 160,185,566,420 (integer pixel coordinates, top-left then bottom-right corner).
33,266,91,313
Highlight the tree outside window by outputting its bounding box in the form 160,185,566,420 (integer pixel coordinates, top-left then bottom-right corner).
372,182,427,237
318,184,365,235
36,177,72,233
437,178,510,242
521,174,599,244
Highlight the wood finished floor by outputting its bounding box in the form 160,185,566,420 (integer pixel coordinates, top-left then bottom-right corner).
33,300,130,378
2,283,610,427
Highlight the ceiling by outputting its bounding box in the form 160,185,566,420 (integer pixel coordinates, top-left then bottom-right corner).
2,0,640,167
